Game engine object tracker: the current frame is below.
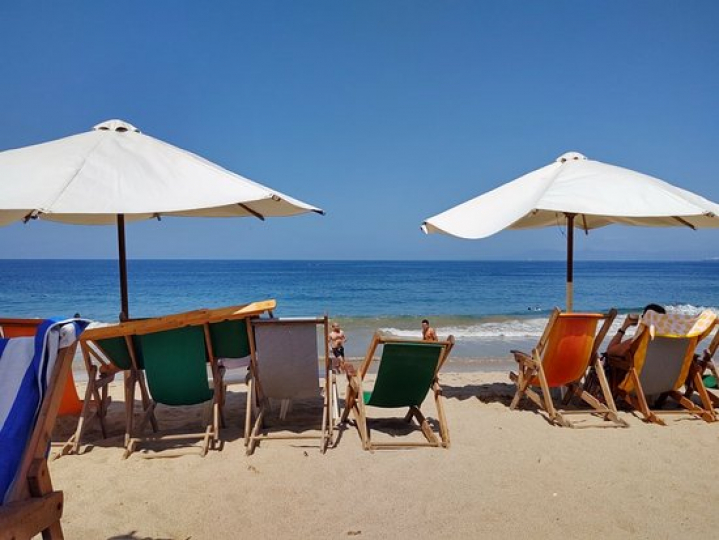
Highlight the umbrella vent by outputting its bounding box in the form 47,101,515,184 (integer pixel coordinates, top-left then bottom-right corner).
557,152,587,163
93,119,140,133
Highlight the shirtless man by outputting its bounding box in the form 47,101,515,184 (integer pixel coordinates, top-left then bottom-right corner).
421,319,438,341
329,322,347,371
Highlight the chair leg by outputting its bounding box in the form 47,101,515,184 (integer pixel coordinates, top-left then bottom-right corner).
136,371,158,433
244,378,253,447
691,370,718,422
626,369,664,425
246,405,265,456
410,406,439,445
354,394,371,451
434,383,450,448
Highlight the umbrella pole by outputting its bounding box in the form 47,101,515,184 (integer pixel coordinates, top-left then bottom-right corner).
565,213,575,312
117,214,129,321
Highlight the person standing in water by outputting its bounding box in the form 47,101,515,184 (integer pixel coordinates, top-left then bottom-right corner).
329,321,347,372
421,319,438,341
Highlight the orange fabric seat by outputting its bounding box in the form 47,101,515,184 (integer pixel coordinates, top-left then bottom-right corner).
509,308,626,428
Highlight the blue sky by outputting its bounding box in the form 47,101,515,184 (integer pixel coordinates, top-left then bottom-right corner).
1,1,718,260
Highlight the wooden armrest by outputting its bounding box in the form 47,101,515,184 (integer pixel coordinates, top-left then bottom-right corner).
0,492,63,539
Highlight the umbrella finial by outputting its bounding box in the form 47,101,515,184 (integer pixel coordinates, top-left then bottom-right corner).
557,152,587,163
93,120,140,133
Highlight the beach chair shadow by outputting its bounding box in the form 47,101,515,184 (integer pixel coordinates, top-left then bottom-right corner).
442,382,517,405
107,532,174,540
509,308,627,428
611,310,717,425
245,317,335,455
0,319,87,540
341,333,455,450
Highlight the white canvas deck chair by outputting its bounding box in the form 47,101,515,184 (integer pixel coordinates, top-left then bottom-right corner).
611,310,718,425
245,317,334,455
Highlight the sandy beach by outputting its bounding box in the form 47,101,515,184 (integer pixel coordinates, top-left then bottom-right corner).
48,369,719,540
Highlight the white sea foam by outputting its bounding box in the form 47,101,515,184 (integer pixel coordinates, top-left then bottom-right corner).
379,305,719,342
380,318,549,340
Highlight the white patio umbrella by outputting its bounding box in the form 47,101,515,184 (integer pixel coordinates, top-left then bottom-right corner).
0,119,324,319
422,152,719,311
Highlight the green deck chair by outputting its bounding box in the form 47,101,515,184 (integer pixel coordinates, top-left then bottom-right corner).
341,333,455,450
126,324,223,457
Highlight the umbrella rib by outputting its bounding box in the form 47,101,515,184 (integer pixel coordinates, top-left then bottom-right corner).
238,203,265,221
41,136,108,214
672,216,697,230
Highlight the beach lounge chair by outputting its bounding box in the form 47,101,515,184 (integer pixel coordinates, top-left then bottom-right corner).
75,301,275,458
0,319,87,540
609,310,717,425
509,308,626,428
123,301,275,458
245,317,334,455
340,333,455,450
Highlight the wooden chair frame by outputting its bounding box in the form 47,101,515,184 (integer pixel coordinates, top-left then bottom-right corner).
245,316,334,455
0,333,80,540
509,308,627,428
341,333,455,450
610,321,717,425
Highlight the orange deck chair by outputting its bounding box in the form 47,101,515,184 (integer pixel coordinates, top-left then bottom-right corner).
509,308,627,428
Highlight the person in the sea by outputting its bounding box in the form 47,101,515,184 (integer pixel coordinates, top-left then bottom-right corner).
329,321,347,372
606,303,666,357
421,319,438,341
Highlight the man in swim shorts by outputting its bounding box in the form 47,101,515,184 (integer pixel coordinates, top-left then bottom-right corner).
329,321,347,372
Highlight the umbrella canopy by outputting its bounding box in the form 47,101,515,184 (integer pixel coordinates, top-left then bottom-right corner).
422,152,719,310
0,119,324,318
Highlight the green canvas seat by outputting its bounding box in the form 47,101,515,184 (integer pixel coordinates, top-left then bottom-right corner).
341,333,455,451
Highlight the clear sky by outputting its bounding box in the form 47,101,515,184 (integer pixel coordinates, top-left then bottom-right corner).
1,1,718,260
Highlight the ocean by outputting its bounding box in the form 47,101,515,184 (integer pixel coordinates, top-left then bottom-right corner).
1,259,718,370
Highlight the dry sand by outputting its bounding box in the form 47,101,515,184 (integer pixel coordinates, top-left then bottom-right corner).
49,371,719,540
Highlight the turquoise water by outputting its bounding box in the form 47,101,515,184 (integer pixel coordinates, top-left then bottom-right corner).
1,259,718,364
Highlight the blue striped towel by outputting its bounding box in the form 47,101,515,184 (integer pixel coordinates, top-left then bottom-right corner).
0,318,88,504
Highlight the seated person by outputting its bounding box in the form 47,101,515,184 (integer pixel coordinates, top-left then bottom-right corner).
606,303,666,357
602,303,666,395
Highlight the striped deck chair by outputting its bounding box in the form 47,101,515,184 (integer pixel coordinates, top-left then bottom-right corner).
509,308,627,428
0,319,87,540
245,317,334,455
610,310,718,425
0,318,116,459
341,333,455,450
